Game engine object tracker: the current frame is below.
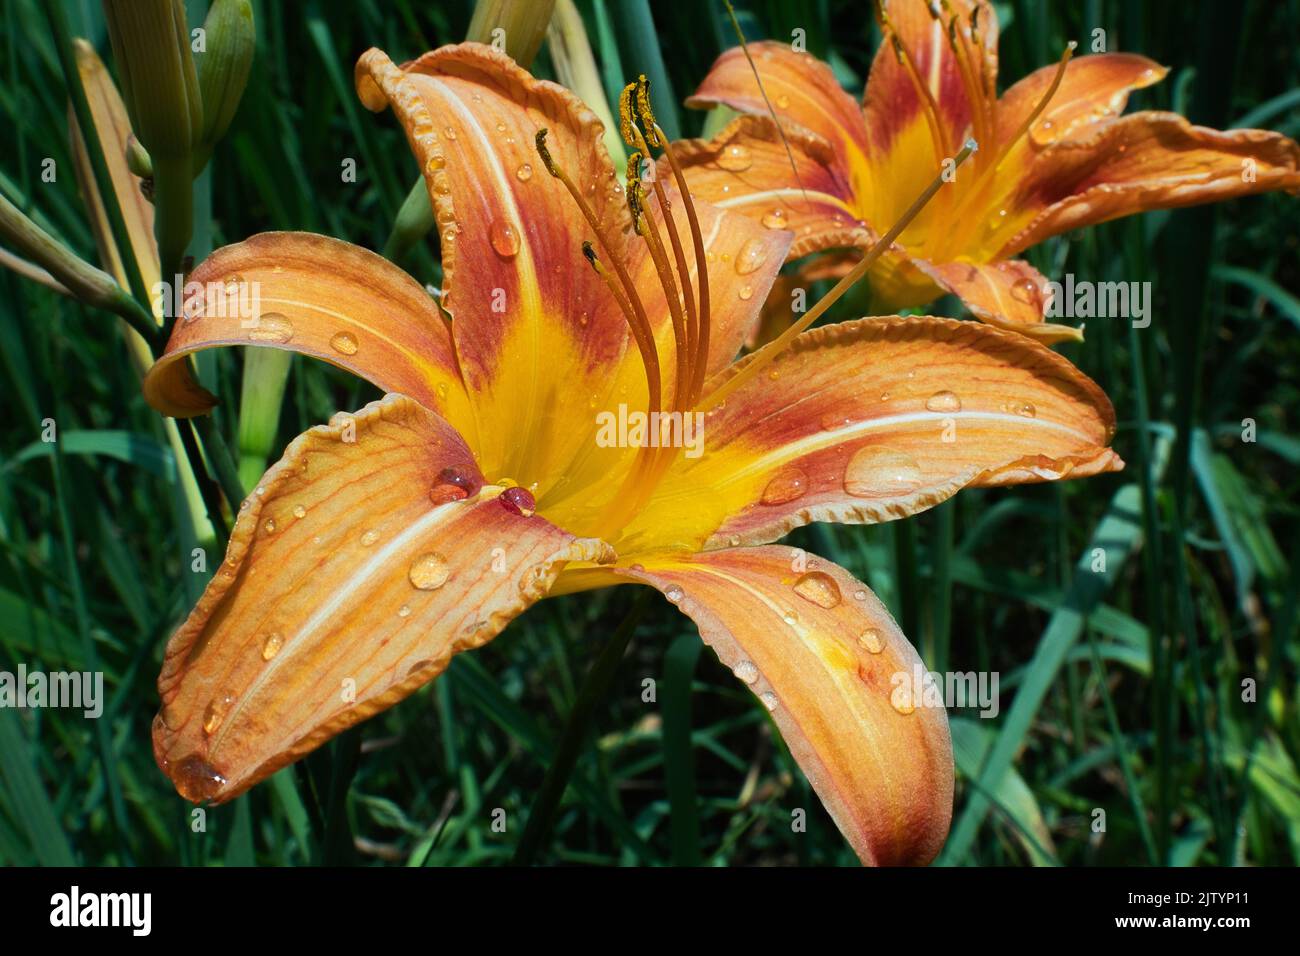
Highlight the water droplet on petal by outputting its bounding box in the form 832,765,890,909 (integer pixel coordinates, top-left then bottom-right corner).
775,94,790,109
793,570,842,609
361,528,380,547
292,504,307,519
330,331,359,355
202,694,236,735
172,755,227,802
489,219,521,258
738,284,753,301
397,604,412,618
857,628,885,654
892,692,916,715
249,312,294,343
408,552,450,590
733,660,760,685
1009,400,1037,418
735,237,768,275
263,518,277,534
782,609,799,626
664,585,684,604
499,486,536,517
516,162,533,181
761,467,809,505
844,447,923,497
261,632,284,660
717,143,753,172
761,209,788,229
925,390,962,413
760,691,779,711
1010,277,1042,309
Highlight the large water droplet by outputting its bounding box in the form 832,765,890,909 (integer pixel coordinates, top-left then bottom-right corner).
717,143,752,172
857,628,885,654
843,447,923,498
733,660,760,685
735,237,768,275
664,585,684,604
924,390,961,413
761,467,810,505
408,552,450,590
261,632,284,660
330,331,359,355
172,755,227,802
793,570,842,609
249,312,294,343
761,208,788,229
499,486,536,517
489,219,521,258
1010,277,1042,309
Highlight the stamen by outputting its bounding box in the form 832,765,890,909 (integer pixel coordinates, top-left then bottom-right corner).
618,81,638,147
634,75,662,148
537,127,663,413
988,40,1076,174
698,139,979,411
583,240,662,415
945,14,988,159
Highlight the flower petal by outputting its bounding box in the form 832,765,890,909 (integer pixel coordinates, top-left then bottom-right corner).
1000,112,1300,257
686,41,869,175
670,115,871,261
997,53,1167,149
356,43,636,485
142,232,469,428
914,257,1084,343
153,394,612,803
617,547,952,866
620,316,1121,552
69,39,160,296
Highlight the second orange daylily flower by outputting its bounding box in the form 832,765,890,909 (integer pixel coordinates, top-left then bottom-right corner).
673,0,1300,342
143,42,1123,865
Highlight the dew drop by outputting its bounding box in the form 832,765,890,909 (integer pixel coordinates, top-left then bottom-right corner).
759,691,779,711
664,585,684,604
717,143,752,172
1008,400,1037,418
263,518,277,534
408,552,451,590
735,237,768,275
1010,277,1042,308
397,604,412,618
499,486,536,517
775,94,790,109
489,219,521,258
738,284,753,301
782,609,799,626
248,312,294,343
760,467,809,505
172,755,227,803
733,660,760,685
516,162,533,181
761,208,788,229
793,570,842,609
261,632,284,660
892,692,916,715
857,628,885,654
924,390,962,413
443,125,457,140
202,694,235,735
843,447,923,498
292,505,307,519
360,528,380,547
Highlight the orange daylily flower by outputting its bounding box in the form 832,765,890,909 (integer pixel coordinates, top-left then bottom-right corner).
143,42,1123,865
674,0,1300,343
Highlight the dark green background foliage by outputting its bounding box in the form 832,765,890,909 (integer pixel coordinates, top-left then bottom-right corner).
0,0,1297,866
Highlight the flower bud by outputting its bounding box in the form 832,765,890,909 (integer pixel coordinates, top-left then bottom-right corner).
194,0,254,171
101,0,202,162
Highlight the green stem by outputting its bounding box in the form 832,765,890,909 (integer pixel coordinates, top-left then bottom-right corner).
513,590,649,865
194,413,247,509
